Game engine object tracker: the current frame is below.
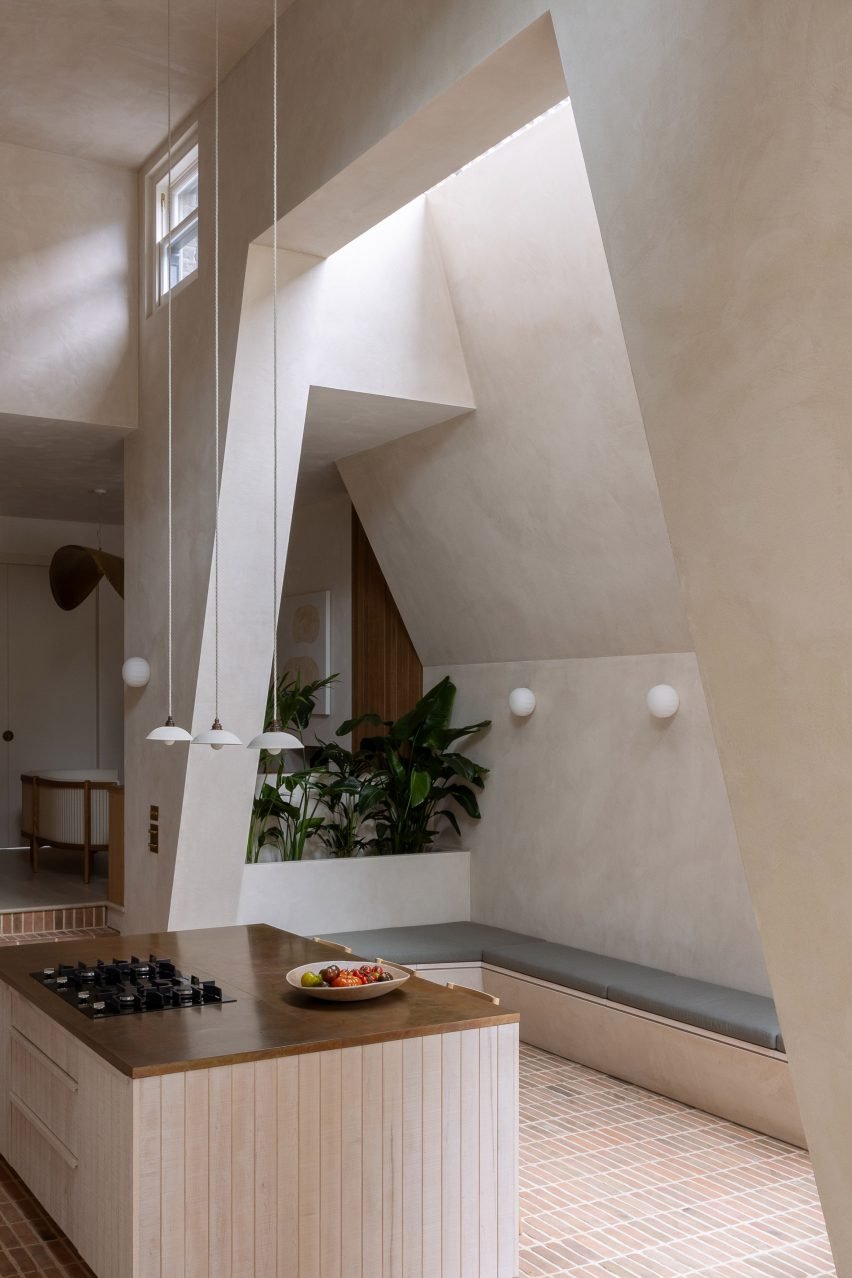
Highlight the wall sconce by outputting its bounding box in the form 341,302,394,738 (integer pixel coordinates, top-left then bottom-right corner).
646,684,679,719
509,687,536,718
122,657,151,688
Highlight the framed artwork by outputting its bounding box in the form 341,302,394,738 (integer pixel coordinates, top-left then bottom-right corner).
279,590,332,715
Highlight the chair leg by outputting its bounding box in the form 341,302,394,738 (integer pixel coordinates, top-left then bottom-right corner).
83,843,91,885
29,837,38,875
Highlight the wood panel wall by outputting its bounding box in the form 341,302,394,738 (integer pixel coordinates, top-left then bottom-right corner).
351,510,422,743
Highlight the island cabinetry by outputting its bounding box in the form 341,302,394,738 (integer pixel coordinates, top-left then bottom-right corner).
0,926,520,1278
0,983,133,1277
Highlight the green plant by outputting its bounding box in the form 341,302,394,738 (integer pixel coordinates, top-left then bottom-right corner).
312,740,383,858
339,677,490,855
246,671,338,862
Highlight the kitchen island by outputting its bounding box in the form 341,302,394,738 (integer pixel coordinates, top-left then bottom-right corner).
0,924,519,1278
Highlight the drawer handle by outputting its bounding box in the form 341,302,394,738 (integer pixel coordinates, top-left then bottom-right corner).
10,1093,79,1169
10,1027,78,1092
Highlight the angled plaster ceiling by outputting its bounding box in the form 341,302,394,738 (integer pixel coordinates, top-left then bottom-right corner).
0,414,126,524
298,387,473,500
0,0,296,168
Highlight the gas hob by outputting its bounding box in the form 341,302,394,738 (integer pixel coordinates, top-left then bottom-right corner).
31,953,237,1019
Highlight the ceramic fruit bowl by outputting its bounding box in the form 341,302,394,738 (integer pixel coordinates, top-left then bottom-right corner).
286,961,410,1002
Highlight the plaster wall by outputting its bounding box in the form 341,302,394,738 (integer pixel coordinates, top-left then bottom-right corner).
343,111,766,995
427,656,769,994
0,513,123,782
544,1,852,1263
0,141,137,429
280,491,353,747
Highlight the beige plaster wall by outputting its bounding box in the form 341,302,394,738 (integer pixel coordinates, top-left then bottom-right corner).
0,141,137,429
280,491,353,748
427,655,769,994
545,1,852,1264
0,517,123,783
343,110,767,994
340,110,690,665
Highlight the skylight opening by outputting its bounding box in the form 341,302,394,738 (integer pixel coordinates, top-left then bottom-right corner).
429,96,571,192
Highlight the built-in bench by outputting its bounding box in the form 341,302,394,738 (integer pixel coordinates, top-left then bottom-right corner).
324,922,804,1148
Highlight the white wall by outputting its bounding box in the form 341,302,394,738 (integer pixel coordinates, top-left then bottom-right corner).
342,109,769,995
0,141,137,429
280,490,352,746
0,518,124,775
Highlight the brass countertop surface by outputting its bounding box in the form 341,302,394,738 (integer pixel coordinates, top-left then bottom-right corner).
0,924,517,1078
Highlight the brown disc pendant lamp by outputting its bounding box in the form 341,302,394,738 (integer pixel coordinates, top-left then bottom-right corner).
147,0,191,745
49,545,124,611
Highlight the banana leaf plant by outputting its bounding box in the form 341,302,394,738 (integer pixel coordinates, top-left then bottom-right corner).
337,677,490,855
246,671,338,862
312,739,384,858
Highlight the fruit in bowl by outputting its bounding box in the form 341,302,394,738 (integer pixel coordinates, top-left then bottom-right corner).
301,963,394,989
288,959,408,1001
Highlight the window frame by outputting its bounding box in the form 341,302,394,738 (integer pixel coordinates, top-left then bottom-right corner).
146,127,199,314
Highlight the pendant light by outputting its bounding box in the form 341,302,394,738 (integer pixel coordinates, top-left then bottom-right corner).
192,0,241,750
148,0,191,746
247,0,303,759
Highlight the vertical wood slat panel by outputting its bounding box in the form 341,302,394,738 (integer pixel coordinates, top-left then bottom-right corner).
320,1051,342,1278
208,1067,233,1278
340,1047,363,1278
135,1075,162,1278
160,1072,186,1278
299,1054,322,1278
402,1037,423,1278
277,1056,300,1278
254,1059,278,1278
232,1063,256,1276
185,1069,210,1278
361,1043,383,1276
497,1025,518,1278
441,1033,462,1278
478,1028,498,1278
382,1040,404,1276
460,1031,480,1278
421,1035,443,1278
351,509,423,748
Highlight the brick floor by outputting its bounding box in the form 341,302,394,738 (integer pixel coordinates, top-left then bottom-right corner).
519,1043,835,1276
0,1032,835,1275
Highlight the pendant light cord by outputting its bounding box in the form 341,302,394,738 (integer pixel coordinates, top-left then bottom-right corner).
271,0,279,717
166,0,174,720
213,0,221,722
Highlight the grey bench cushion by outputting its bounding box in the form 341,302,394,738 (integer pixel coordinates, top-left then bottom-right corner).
483,940,650,999
322,922,535,965
606,969,783,1051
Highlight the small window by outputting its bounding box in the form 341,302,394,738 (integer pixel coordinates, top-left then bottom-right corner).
153,142,199,304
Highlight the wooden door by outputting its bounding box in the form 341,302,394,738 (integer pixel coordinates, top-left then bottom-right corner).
351,510,422,745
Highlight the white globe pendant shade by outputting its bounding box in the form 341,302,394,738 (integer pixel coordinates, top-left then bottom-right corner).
246,724,304,756
122,657,151,688
509,687,536,718
192,718,243,750
646,684,680,719
147,716,192,745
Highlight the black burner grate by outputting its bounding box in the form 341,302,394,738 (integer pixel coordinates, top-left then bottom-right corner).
31,954,237,1019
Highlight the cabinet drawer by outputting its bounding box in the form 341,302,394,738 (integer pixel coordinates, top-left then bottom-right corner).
10,992,78,1080
10,1026,78,1154
8,1091,77,1237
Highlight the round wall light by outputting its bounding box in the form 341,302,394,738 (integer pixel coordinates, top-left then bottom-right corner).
122,657,151,688
509,687,536,718
646,684,679,719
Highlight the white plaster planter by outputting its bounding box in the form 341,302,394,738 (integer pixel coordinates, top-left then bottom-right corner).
236,849,471,935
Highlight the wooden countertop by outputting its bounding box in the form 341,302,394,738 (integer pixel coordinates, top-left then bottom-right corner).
0,924,517,1079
